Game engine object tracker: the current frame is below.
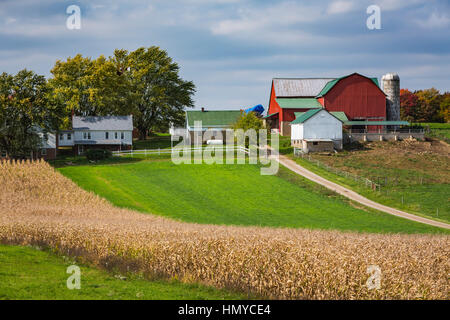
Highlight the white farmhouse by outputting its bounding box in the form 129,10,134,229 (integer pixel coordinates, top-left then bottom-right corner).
59,116,133,155
290,109,343,153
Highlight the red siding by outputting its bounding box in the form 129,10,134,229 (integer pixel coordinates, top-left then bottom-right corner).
322,74,386,120
268,82,282,122
282,109,313,123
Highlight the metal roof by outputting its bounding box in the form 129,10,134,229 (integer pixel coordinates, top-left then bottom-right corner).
273,78,335,97
186,110,242,128
72,116,133,131
316,74,380,97
262,112,279,119
294,111,348,122
290,109,322,124
276,98,323,109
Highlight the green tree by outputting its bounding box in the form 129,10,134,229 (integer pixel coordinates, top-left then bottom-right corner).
233,111,266,147
126,47,195,139
0,70,63,158
49,54,131,123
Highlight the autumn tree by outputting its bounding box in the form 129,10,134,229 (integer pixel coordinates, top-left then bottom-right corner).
439,92,450,123
400,89,419,122
415,88,443,122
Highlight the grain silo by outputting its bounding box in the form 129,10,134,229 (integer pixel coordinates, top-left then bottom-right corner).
382,73,401,121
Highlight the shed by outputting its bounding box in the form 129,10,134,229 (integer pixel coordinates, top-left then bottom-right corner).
290,109,343,153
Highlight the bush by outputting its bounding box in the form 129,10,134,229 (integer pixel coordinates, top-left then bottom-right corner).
85,149,112,161
279,146,293,155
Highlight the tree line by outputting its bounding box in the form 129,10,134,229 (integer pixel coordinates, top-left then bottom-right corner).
400,88,449,123
0,46,195,157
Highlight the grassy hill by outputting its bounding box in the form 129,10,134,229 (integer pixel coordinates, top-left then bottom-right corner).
291,139,450,223
58,160,446,234
0,245,246,300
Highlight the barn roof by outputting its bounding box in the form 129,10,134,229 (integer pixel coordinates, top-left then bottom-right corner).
273,78,335,97
294,111,348,122
186,110,242,128
316,74,381,98
72,116,133,131
276,98,323,109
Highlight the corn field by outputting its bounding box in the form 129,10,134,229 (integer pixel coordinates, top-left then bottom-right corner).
0,160,449,299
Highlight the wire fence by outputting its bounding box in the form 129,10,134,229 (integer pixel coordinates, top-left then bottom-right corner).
293,149,447,218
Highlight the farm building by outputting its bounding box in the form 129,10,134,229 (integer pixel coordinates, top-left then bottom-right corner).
0,127,57,160
185,109,242,144
59,116,133,155
265,73,392,136
291,109,343,153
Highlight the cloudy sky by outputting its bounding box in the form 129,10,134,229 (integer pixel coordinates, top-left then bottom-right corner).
0,0,449,110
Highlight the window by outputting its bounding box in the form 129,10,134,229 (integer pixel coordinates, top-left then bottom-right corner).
88,132,91,140
105,132,109,139
67,133,71,140
115,132,118,139
41,149,47,155
83,132,87,140
60,134,64,141
121,132,124,140
313,142,318,146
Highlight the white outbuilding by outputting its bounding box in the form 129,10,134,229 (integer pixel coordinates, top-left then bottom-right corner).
290,108,343,153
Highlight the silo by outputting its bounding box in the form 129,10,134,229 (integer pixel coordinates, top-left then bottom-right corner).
382,73,401,121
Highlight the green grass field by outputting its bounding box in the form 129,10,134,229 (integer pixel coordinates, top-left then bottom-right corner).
0,244,246,300
290,140,450,223
58,160,447,234
421,122,450,142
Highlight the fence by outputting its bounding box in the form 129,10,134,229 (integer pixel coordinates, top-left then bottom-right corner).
294,149,382,191
112,146,251,157
293,149,446,218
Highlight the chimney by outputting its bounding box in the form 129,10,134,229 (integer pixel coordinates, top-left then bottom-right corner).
201,107,205,112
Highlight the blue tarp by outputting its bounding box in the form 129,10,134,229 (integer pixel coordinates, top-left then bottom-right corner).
244,104,265,115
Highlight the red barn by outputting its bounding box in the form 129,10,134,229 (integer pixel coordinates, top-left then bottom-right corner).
265,73,387,136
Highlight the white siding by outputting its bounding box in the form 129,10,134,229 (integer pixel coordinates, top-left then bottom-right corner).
291,110,342,141
74,130,133,145
59,132,74,146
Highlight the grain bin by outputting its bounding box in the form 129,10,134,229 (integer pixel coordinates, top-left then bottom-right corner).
382,73,401,121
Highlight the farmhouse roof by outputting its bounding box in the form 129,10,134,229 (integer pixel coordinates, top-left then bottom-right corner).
72,116,133,131
291,109,345,125
276,98,323,109
186,110,242,128
273,78,335,97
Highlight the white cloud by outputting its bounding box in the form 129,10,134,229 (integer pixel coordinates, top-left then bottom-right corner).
327,1,355,15
416,12,450,29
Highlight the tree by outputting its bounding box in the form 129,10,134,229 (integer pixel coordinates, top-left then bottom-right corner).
49,54,132,124
233,111,265,131
415,88,442,122
233,111,266,147
125,47,195,139
400,89,419,122
439,92,450,123
0,70,63,158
